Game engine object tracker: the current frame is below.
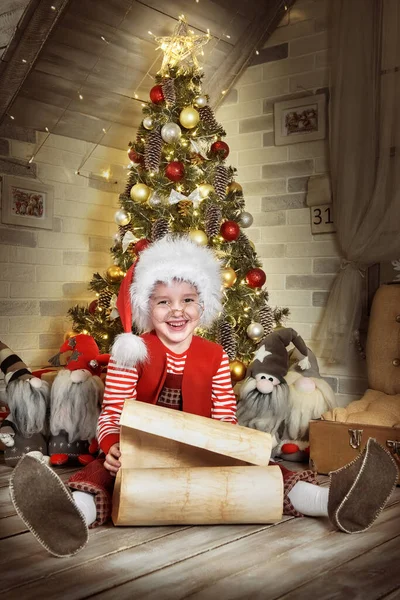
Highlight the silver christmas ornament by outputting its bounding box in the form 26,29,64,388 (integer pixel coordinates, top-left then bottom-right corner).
246,322,264,340
161,122,182,144
148,192,163,207
239,211,254,228
112,232,120,244
143,116,154,130
114,209,130,226
194,95,207,108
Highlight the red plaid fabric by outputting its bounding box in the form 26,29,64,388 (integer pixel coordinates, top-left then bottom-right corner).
68,457,115,527
276,463,319,517
157,373,183,410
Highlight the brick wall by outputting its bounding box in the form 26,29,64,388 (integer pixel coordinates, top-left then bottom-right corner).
0,123,127,368
216,0,368,405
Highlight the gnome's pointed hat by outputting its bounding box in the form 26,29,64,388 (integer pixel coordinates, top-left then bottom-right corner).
112,236,222,367
48,334,109,376
249,327,311,381
0,341,34,385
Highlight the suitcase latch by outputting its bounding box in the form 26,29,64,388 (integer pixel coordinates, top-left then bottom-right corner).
386,440,400,457
348,429,363,449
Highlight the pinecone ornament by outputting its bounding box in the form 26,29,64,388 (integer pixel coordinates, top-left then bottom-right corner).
118,223,134,238
214,165,229,201
152,218,169,241
258,304,274,336
198,106,224,134
144,128,162,172
98,288,113,310
178,200,192,217
219,320,237,361
161,78,176,104
205,204,222,238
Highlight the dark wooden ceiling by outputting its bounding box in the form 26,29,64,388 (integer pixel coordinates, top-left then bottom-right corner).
0,0,290,150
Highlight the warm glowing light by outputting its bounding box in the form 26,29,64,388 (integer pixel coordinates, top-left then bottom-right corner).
10,115,14,120
22,59,27,63
102,334,108,339
79,93,83,100
255,50,260,55
102,169,111,180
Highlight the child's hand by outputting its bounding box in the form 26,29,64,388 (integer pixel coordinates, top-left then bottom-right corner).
104,443,121,476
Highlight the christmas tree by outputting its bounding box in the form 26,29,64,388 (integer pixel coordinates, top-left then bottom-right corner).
69,16,288,382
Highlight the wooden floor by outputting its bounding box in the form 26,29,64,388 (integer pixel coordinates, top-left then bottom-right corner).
1,458,400,600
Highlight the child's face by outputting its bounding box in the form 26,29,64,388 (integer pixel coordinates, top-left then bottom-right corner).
149,280,202,352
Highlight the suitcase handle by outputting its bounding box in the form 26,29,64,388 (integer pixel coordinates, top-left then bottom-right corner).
387,440,400,458
348,429,363,449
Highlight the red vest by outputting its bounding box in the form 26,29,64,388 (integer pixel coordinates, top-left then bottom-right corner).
136,332,223,418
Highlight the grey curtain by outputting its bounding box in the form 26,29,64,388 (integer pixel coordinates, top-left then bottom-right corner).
317,0,400,362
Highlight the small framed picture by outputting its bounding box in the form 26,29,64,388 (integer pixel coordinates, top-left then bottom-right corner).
1,176,54,230
274,93,327,146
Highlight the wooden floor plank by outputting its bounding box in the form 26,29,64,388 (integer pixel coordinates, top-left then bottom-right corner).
90,500,400,600
278,535,400,600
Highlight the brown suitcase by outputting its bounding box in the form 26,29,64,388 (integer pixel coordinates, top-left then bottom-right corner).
309,419,400,482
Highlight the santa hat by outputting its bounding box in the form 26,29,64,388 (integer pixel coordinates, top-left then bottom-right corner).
112,236,222,367
250,328,311,381
48,334,110,376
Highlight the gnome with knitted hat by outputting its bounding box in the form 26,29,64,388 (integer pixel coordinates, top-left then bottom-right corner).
0,341,50,466
47,334,109,466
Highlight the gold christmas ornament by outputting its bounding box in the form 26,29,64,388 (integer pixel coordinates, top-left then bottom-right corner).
130,183,152,203
221,266,237,288
180,107,200,129
189,229,208,246
198,183,215,199
114,209,130,226
63,330,78,342
106,265,125,283
229,360,247,382
227,181,243,194
246,322,264,341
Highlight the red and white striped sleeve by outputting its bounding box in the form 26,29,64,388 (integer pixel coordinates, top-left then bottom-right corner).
211,351,237,424
97,358,138,454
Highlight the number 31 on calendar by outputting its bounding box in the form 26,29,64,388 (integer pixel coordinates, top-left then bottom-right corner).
310,204,336,234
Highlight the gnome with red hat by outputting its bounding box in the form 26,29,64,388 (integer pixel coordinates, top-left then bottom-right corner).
47,334,109,466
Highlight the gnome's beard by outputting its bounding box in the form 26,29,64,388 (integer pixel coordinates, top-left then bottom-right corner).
6,379,50,437
237,377,290,438
50,370,104,443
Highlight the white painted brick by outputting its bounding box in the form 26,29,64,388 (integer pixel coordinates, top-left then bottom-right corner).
289,306,325,323
262,55,315,80
315,49,331,68
35,248,63,265
265,18,315,46
0,283,10,297
238,146,287,167
37,231,88,249
216,100,262,122
9,316,67,334
288,140,328,160
59,217,110,237
315,156,329,173
284,321,312,339
228,152,238,169
246,228,260,243
0,246,9,261
0,264,35,283
260,225,312,243
8,246,36,264
290,32,330,57
34,146,82,170
262,274,285,290
268,290,312,306
35,265,94,283
1,333,38,350
11,282,63,298
334,394,363,407
10,140,36,160
228,133,262,151
17,349,59,370
286,240,339,257
242,179,287,196
290,0,330,23
36,163,85,186
43,133,90,154
239,78,289,102
223,121,239,136
288,207,311,225
289,68,329,93
236,66,262,86
0,317,9,333
237,165,262,182
92,145,129,165
261,258,312,274
243,198,261,213
63,251,109,267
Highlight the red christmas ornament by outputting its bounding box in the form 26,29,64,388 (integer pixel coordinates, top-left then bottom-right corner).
211,140,230,159
150,85,165,104
127,147,142,164
165,161,185,182
88,299,98,314
134,238,151,255
246,268,266,289
220,220,240,242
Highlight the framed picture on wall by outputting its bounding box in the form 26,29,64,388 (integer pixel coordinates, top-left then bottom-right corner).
274,93,327,146
1,175,54,230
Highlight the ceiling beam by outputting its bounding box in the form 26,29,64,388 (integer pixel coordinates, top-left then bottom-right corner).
205,0,297,108
0,0,71,124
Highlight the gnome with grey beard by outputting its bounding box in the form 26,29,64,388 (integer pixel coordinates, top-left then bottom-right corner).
237,328,311,451
0,341,50,467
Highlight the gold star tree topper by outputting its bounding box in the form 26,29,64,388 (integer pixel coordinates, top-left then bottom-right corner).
155,15,211,75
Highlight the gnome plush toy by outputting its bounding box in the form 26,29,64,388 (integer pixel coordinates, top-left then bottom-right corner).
47,335,109,466
0,341,50,467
